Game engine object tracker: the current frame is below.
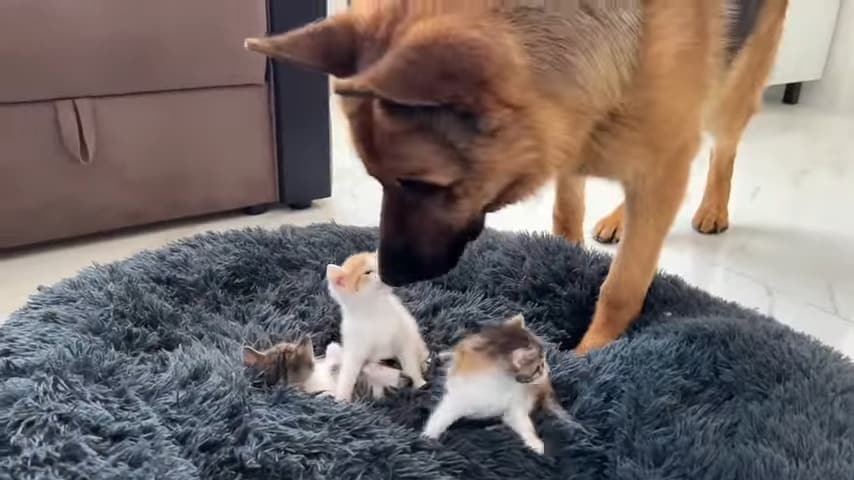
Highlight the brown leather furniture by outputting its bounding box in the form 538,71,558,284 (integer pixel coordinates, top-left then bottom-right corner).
0,0,331,249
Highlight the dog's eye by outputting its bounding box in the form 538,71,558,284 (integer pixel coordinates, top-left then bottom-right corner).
379,99,482,134
378,98,439,117
364,269,374,276
397,178,445,196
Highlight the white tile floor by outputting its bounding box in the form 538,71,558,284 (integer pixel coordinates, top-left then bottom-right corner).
2,97,853,356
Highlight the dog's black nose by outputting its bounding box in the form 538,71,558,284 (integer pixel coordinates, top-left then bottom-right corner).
379,268,421,287
377,211,484,286
378,245,454,286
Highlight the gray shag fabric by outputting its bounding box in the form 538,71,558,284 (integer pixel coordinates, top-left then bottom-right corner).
1,224,853,479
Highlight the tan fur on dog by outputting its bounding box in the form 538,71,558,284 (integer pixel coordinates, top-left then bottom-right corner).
246,0,788,353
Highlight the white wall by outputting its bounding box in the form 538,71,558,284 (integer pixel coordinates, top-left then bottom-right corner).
327,0,349,15
767,0,840,86
803,0,854,112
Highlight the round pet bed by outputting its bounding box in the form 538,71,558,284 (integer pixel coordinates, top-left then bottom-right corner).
1,224,852,479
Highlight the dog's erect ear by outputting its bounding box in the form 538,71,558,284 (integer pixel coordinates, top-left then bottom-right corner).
334,18,508,108
244,14,358,78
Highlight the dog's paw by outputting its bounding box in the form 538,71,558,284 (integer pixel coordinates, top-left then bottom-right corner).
592,208,623,244
692,203,729,234
574,330,616,355
553,220,585,245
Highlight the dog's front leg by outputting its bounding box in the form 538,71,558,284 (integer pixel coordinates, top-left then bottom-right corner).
553,171,586,244
575,152,692,354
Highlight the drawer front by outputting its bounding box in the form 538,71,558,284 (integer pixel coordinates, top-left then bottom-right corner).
0,0,268,103
0,86,277,248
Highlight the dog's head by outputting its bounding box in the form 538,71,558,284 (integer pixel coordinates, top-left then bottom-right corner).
246,8,552,285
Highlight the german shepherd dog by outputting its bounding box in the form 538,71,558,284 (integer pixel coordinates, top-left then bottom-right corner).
246,0,788,353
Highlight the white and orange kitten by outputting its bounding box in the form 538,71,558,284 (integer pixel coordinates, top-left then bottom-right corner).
423,315,572,454
327,251,430,402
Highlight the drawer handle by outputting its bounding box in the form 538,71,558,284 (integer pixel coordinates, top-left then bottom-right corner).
55,99,97,165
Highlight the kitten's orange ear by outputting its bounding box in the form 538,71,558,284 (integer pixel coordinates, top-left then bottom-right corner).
326,264,346,288
242,346,265,367
244,14,359,78
505,314,526,329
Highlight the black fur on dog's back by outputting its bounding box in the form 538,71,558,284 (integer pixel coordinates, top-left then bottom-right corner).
727,0,766,61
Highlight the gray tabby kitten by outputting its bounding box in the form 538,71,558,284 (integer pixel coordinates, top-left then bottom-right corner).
243,337,412,400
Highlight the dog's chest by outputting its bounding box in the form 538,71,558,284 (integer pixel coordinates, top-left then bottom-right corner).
576,121,641,180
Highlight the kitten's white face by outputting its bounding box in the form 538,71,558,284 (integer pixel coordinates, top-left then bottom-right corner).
326,252,388,299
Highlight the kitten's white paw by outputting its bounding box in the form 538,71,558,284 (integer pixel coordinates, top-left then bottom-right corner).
324,342,342,363
334,391,352,403
422,428,441,440
526,438,545,455
412,378,427,389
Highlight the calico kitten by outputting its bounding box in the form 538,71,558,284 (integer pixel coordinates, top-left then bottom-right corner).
327,251,430,402
423,314,572,454
242,337,411,399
